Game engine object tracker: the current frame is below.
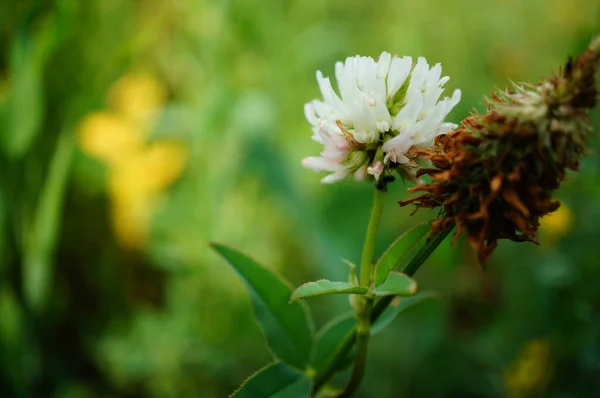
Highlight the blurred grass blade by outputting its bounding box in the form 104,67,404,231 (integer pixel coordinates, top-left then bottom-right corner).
374,221,432,286
290,280,367,302
312,312,355,375
210,243,314,370
371,271,417,297
371,291,440,334
231,361,310,398
23,130,74,312
0,22,57,158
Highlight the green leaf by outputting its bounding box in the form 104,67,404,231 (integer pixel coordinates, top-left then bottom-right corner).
290,280,368,302
374,221,432,286
271,376,312,398
210,243,314,370
312,312,355,375
372,271,417,297
231,362,310,398
372,291,439,334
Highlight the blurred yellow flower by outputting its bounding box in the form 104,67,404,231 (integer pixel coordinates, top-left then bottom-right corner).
107,141,187,201
505,339,552,398
77,72,186,249
107,72,167,125
78,112,143,166
540,203,573,244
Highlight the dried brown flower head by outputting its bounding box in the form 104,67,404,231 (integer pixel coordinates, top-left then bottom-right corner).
401,37,600,264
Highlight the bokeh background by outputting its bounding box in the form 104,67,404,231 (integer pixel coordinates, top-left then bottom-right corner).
1,1,600,397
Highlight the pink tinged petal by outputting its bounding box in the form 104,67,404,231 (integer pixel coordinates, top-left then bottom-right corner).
318,123,351,159
382,131,413,164
322,140,351,160
353,163,369,181
367,160,384,180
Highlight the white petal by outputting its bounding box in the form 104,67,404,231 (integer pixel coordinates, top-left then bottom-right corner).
304,103,319,126
449,88,461,108
408,57,429,91
302,156,342,172
392,88,423,130
387,56,412,97
377,52,392,79
316,71,345,112
382,131,413,164
438,76,450,86
321,172,349,184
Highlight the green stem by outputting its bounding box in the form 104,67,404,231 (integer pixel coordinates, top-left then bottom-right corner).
338,307,370,398
338,188,385,397
359,188,384,288
313,227,453,394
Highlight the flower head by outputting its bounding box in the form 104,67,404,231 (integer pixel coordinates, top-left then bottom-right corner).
401,37,600,264
303,52,461,184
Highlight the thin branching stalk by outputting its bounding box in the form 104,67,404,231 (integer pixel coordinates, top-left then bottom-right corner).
314,227,453,394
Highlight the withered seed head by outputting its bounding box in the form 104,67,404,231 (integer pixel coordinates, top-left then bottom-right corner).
401,37,600,265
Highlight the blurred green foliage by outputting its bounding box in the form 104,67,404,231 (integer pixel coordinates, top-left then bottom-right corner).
1,0,599,397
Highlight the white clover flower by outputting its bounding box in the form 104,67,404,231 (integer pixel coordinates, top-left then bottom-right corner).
302,52,461,184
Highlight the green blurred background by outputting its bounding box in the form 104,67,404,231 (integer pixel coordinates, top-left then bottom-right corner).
1,1,600,397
